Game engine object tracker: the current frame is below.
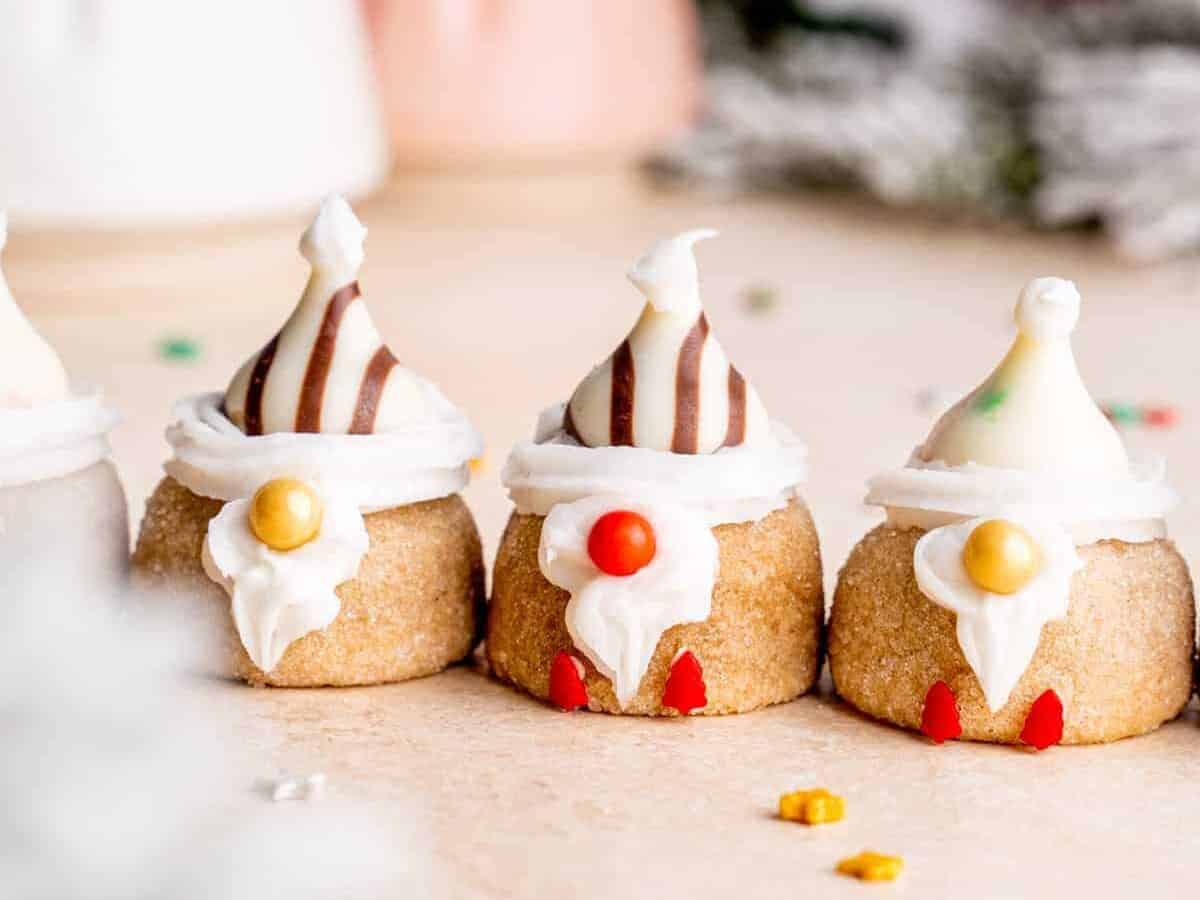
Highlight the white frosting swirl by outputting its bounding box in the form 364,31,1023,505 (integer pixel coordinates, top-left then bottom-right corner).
503,404,807,526
0,390,120,487
868,451,1177,545
539,494,718,707
166,392,482,512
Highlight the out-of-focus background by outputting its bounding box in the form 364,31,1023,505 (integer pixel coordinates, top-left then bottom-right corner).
3,2,1199,898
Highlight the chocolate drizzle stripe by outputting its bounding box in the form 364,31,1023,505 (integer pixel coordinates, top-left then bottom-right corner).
294,281,360,433
243,334,279,436
722,366,747,448
609,340,636,446
349,345,399,434
671,314,709,453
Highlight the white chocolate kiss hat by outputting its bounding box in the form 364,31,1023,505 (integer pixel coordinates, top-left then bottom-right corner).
564,229,772,454
223,195,428,436
0,211,120,487
0,212,71,408
867,277,1177,541
503,230,807,526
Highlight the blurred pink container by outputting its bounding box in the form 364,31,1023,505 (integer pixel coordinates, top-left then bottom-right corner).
362,0,701,166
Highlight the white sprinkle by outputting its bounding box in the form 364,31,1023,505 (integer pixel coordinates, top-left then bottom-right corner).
265,772,328,803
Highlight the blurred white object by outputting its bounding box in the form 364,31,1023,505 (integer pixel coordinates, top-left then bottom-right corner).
0,571,428,898
0,0,389,225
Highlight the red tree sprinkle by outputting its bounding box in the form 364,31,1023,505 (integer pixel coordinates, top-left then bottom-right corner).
920,681,962,744
1020,689,1064,751
548,651,588,711
662,650,707,715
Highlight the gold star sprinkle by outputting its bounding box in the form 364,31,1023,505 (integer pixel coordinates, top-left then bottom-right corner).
778,788,845,825
836,851,903,882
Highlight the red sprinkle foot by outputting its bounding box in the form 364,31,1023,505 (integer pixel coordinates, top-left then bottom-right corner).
920,681,962,744
1020,689,1063,750
548,652,588,711
662,650,707,715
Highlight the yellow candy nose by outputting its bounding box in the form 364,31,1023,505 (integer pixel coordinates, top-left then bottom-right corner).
249,478,324,551
962,519,1040,594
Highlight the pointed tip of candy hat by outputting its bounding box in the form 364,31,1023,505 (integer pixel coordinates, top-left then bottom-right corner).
1015,276,1080,341
626,228,718,316
918,276,1128,476
299,194,368,281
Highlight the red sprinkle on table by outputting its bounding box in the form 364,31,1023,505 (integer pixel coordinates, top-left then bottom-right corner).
920,681,962,744
587,510,657,576
1144,406,1179,428
549,652,588,711
1020,690,1063,750
662,650,707,715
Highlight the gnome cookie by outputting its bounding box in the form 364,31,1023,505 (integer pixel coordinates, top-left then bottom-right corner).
133,197,485,687
489,230,821,716
0,212,127,594
830,277,1193,747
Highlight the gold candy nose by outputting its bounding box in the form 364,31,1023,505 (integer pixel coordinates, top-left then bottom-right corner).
249,478,324,552
962,519,1041,595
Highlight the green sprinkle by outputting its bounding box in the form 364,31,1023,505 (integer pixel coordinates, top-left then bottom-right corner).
158,336,201,363
1106,403,1140,424
974,386,1007,415
742,284,779,315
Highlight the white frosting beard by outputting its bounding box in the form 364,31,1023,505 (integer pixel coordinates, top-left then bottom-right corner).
166,392,483,513
0,390,119,488
202,491,368,674
868,450,1178,545
539,495,719,707
504,404,808,527
914,516,1081,712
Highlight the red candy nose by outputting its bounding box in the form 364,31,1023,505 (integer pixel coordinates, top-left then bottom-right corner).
587,510,657,576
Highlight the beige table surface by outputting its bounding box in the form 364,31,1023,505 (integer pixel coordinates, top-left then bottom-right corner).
8,173,1200,897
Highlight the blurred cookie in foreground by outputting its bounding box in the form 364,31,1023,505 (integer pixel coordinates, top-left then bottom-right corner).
0,211,127,597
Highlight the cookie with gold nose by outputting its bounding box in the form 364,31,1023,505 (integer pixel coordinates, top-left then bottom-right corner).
249,478,324,551
961,518,1040,595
